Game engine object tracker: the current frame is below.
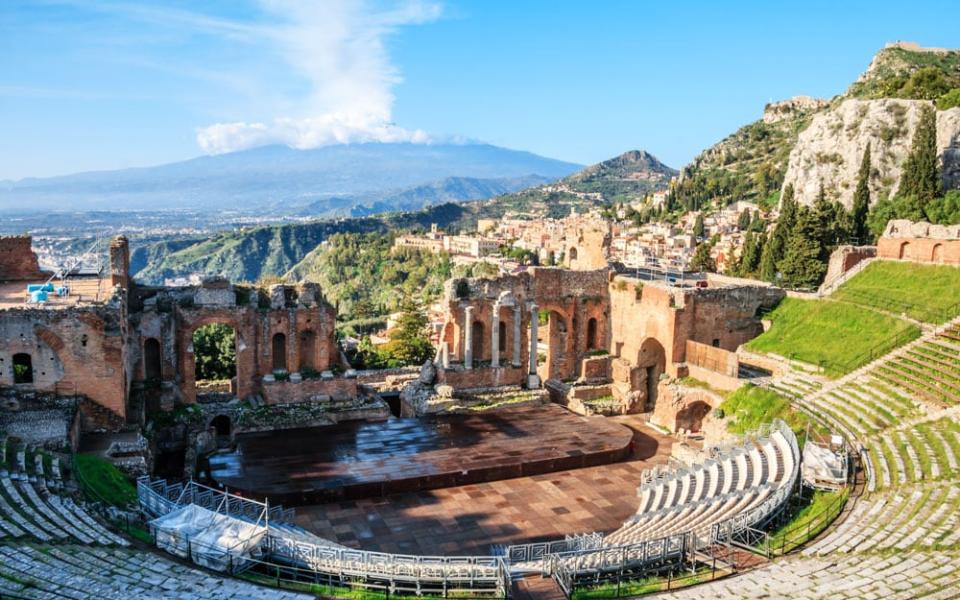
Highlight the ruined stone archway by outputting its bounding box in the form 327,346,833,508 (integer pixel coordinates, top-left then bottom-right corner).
932,243,943,264
299,330,317,372
143,337,162,381
271,332,287,372
12,353,33,384
899,241,910,260
637,337,666,411
191,322,238,402
675,400,712,434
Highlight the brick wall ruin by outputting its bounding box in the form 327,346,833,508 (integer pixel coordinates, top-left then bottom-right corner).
0,236,46,281
877,220,960,265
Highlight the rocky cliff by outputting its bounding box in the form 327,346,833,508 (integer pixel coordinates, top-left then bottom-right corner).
781,99,960,209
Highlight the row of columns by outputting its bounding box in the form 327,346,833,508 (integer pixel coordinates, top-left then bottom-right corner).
460,302,539,378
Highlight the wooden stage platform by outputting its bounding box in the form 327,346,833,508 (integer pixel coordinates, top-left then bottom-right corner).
209,404,636,505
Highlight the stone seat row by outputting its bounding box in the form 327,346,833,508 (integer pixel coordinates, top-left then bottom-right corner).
602,428,796,548
865,417,960,489
634,439,782,519
0,544,311,599
807,482,960,556
651,550,960,599
0,476,127,546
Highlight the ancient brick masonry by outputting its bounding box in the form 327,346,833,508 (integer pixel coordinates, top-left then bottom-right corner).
877,219,960,265
2,235,343,432
0,236,46,282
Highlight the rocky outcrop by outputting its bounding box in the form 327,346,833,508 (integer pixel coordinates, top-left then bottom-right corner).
763,96,829,124
781,99,960,209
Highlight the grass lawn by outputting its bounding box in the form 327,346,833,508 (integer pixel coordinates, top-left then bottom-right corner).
718,384,821,443
746,297,920,376
73,453,138,507
764,488,848,555
833,261,960,324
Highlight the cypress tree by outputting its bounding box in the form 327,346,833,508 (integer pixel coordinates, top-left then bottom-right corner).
759,184,796,281
898,104,941,209
779,207,827,288
693,213,705,239
851,144,872,244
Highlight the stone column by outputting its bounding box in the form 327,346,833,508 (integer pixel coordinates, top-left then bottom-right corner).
512,305,522,367
491,303,501,368
528,303,541,388
463,306,474,369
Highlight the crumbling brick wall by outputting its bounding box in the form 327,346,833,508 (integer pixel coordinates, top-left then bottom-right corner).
0,236,46,282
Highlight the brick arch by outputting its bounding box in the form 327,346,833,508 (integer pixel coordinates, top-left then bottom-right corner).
177,310,251,404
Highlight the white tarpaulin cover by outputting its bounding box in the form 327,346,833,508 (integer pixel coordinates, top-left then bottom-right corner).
802,442,846,486
150,504,267,571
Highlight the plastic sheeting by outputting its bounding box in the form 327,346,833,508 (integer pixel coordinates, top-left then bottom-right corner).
150,504,267,572
802,442,846,488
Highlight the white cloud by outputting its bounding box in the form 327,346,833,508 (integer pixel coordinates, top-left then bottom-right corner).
195,0,442,154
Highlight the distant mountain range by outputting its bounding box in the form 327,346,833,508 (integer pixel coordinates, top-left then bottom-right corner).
0,143,581,217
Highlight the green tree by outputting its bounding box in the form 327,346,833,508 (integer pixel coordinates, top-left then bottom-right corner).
759,184,797,281
385,298,435,366
851,144,872,244
737,208,752,231
739,230,764,276
898,104,941,209
779,207,827,288
693,213,705,239
193,323,236,381
690,241,716,273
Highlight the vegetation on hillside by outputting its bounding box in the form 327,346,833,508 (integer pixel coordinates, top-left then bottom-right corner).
286,232,452,319
846,46,960,104
868,105,960,236
349,299,435,369
746,297,920,376
668,111,817,212
833,261,960,323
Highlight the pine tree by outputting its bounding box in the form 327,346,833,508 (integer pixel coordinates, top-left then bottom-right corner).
898,104,941,210
851,144,872,244
779,207,827,288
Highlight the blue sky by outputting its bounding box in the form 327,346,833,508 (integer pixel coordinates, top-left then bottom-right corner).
1,0,959,180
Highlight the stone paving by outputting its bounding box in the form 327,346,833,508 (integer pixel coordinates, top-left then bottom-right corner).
295,416,674,555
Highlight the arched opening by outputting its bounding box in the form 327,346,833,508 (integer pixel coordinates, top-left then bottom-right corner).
143,338,162,381
471,321,485,363
899,241,910,260
498,320,507,354
932,243,943,264
675,400,712,434
299,330,317,371
272,332,287,372
637,337,666,412
586,318,598,350
192,323,237,401
210,415,232,438
568,247,579,263
12,353,33,384
537,309,570,380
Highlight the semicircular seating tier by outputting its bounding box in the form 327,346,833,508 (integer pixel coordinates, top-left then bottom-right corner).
603,420,799,547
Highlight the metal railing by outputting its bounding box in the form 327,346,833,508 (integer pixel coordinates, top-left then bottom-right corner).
530,422,799,579
137,477,511,596
506,532,604,574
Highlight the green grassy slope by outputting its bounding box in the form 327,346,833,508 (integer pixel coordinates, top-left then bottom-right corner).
832,261,960,324
747,297,920,376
